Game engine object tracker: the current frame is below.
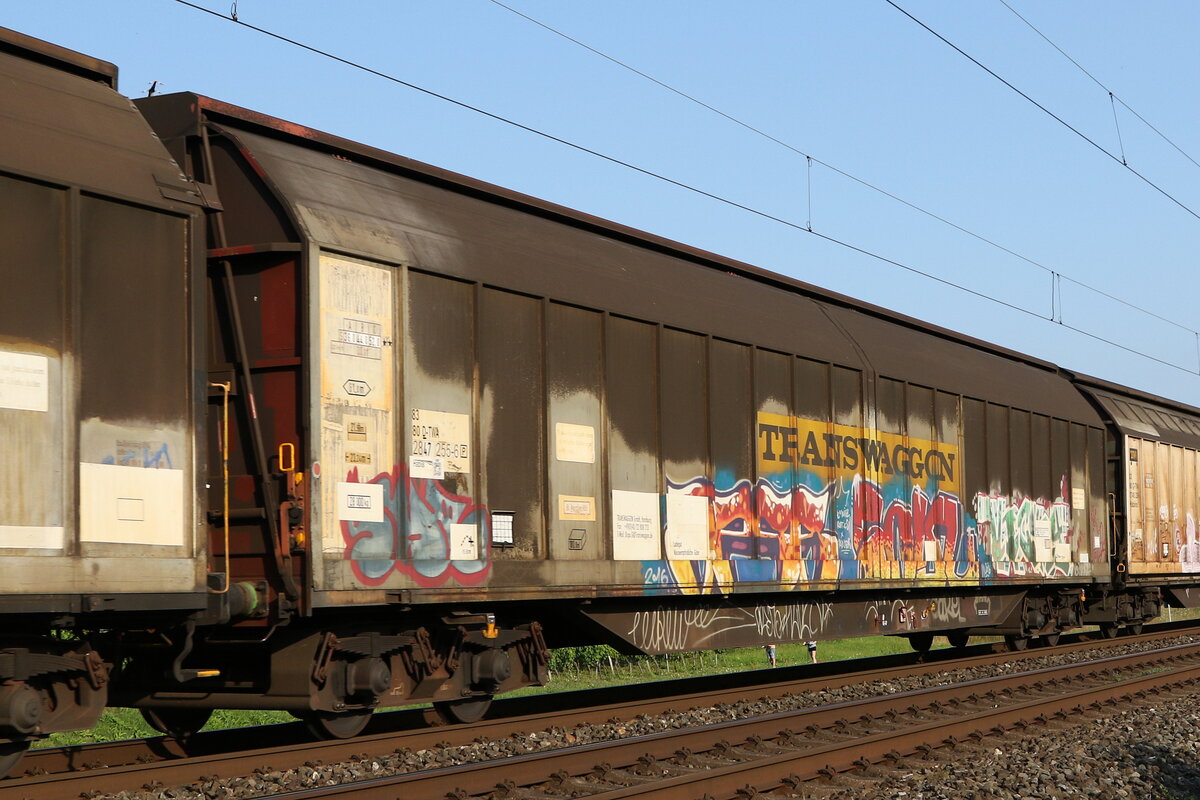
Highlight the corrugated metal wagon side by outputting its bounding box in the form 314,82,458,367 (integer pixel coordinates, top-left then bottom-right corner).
0,27,206,768
1077,377,1200,632
138,94,1110,654
124,82,1124,735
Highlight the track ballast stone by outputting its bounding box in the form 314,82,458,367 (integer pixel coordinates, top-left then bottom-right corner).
92,633,1200,800
819,689,1200,800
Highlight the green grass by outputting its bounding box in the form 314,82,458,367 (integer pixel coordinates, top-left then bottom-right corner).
38,708,294,748
39,633,917,747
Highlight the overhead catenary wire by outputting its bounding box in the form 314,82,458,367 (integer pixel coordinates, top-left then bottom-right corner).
997,0,1200,173
482,0,1200,339
170,0,1200,379
883,0,1200,225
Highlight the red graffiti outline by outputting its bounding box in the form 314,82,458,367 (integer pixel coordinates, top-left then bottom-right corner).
340,466,492,588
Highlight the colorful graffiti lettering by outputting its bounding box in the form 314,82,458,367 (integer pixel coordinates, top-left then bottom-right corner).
641,412,1087,594
341,466,490,588
973,476,1075,577
852,476,973,579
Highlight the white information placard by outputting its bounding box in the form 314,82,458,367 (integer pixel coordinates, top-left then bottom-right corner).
450,524,479,560
411,409,471,473
558,495,596,521
1071,487,1087,511
1034,538,1052,562
666,492,709,559
555,422,595,463
0,351,48,412
336,481,384,523
611,490,661,561
409,456,445,480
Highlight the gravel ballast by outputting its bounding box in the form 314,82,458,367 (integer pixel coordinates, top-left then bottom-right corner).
819,689,1200,800
93,633,1200,800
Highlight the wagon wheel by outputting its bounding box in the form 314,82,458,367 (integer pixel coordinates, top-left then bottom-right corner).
300,709,373,740
1099,622,1119,639
946,631,970,648
140,707,213,739
1125,621,1145,636
0,739,30,778
906,632,934,653
432,695,494,725
1039,631,1061,647
1004,634,1030,652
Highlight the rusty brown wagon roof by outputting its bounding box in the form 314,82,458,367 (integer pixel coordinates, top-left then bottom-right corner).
143,91,1115,424
0,27,199,211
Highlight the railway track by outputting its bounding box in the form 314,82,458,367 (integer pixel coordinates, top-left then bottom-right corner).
219,640,1200,800
8,623,1199,799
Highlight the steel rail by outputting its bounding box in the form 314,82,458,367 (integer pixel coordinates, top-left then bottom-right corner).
9,626,1198,798
172,641,1200,800
18,620,1197,788
601,664,1200,800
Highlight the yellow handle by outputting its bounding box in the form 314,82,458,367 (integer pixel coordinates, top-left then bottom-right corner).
278,442,296,473
209,382,232,595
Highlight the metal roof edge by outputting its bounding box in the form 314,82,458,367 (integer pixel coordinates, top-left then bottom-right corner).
1069,371,1200,420
178,93,1072,381
0,26,118,88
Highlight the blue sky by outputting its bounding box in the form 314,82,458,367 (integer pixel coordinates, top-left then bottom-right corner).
9,2,1200,406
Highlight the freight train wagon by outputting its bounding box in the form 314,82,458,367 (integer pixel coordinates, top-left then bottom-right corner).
2,26,1197,774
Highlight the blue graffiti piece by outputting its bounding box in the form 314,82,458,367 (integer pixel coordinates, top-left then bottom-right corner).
767,474,791,493
346,473,401,579
144,443,172,469
720,533,753,560
838,558,859,581
712,467,739,492
101,456,115,465
345,471,490,582
407,490,450,563
406,479,488,578
755,535,781,560
730,559,778,583
640,562,677,596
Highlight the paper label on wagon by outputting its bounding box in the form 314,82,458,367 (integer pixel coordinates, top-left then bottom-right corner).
558,495,595,521
337,481,384,523
410,409,470,473
612,490,661,561
555,422,595,463
409,456,445,480
450,524,479,560
0,351,48,412
666,492,709,559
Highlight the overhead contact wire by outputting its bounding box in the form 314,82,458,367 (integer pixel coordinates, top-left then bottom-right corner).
170,0,1200,378
483,0,1200,340
997,0,1200,172
883,0,1200,224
